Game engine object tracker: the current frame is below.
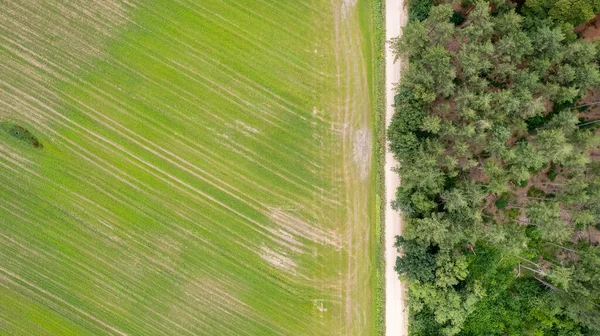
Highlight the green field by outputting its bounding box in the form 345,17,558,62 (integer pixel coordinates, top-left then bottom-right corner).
0,0,379,335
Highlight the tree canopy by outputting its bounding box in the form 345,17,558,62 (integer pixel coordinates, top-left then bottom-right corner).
389,0,600,334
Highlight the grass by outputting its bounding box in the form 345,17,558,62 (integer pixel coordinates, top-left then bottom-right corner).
0,0,378,335
364,0,387,333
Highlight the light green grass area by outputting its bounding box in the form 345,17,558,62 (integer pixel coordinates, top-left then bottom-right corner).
0,0,379,335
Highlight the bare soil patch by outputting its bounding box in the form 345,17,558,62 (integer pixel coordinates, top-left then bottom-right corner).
260,245,297,274
352,127,372,181
575,13,600,41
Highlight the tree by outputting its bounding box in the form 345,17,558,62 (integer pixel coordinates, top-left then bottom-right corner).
548,0,596,26
556,246,600,330
401,63,437,103
405,213,452,246
408,0,433,22
494,10,523,36
461,1,494,42
549,265,573,290
547,110,579,136
426,5,455,46
435,251,469,288
494,31,533,64
535,129,574,163
409,280,483,336
572,210,596,228
530,25,565,56
457,44,494,79
423,45,456,97
390,21,429,60
526,201,573,243
395,148,446,199
421,115,442,134
512,142,546,172
442,188,469,213
394,236,437,283
388,91,425,158
524,0,599,26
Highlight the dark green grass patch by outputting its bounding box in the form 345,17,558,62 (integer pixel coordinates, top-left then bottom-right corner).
0,122,42,148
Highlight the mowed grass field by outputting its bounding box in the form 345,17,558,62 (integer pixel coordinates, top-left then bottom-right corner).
0,0,379,335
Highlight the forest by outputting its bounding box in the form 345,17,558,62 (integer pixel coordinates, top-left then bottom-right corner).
389,0,600,334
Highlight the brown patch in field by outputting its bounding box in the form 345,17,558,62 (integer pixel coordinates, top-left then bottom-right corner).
234,120,260,136
260,245,297,274
352,127,372,180
268,208,342,250
341,0,357,20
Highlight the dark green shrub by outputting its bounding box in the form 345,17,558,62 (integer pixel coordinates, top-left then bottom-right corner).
0,122,42,148
451,11,466,25
408,0,432,22
507,208,521,219
527,186,546,198
495,194,510,209
547,163,558,181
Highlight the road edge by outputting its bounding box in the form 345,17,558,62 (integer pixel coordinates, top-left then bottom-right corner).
384,0,408,335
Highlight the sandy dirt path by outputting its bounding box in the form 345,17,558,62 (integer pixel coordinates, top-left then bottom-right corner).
385,0,408,335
